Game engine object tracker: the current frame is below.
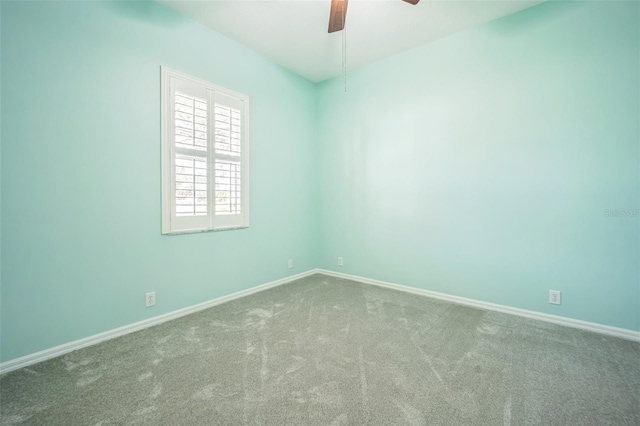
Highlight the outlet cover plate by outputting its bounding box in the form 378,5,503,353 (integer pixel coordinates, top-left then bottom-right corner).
549,290,561,305
146,292,156,308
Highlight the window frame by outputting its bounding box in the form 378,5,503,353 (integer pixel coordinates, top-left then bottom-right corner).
161,66,250,235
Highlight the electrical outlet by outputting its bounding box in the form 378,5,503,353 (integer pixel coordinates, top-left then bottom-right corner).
549,290,561,305
288,259,293,269
146,292,156,308
338,257,344,267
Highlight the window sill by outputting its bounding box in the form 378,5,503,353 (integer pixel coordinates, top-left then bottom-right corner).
163,225,249,236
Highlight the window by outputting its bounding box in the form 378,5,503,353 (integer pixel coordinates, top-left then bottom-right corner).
161,67,249,234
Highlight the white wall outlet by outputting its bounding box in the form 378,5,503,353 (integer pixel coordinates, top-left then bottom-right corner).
146,292,156,308
288,259,293,269
549,290,561,305
338,257,344,267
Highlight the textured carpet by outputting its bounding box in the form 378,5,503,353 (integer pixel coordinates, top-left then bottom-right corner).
1,274,639,425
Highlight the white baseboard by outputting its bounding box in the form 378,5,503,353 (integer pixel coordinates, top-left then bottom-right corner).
317,269,640,343
0,269,321,375
3,268,636,375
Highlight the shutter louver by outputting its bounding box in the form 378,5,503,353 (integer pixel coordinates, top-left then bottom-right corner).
175,156,207,216
215,160,241,215
214,102,242,216
174,91,208,217
214,104,242,156
175,94,207,151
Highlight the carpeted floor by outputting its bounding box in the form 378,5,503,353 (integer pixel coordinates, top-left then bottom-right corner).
1,274,639,425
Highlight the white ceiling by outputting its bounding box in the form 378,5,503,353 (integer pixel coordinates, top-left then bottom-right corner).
160,0,544,82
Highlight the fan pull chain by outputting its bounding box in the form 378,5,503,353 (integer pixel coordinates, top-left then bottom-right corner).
342,2,347,93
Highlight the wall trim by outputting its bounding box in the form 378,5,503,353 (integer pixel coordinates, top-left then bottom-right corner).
317,269,640,343
0,269,321,375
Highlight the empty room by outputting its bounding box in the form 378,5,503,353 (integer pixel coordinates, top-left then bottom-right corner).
0,0,638,424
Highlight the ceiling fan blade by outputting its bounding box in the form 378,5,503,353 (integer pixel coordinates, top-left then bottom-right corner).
402,0,420,4
328,0,348,33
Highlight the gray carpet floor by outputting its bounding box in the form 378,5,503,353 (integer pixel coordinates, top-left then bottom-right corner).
1,274,639,425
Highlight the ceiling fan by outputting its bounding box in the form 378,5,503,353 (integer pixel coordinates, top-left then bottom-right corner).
328,0,420,33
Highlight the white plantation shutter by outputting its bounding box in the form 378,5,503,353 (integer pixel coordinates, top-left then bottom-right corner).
212,94,244,227
175,155,207,216
162,68,249,234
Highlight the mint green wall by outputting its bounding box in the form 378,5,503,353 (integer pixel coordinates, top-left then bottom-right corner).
317,1,639,331
0,1,318,362
1,0,638,365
